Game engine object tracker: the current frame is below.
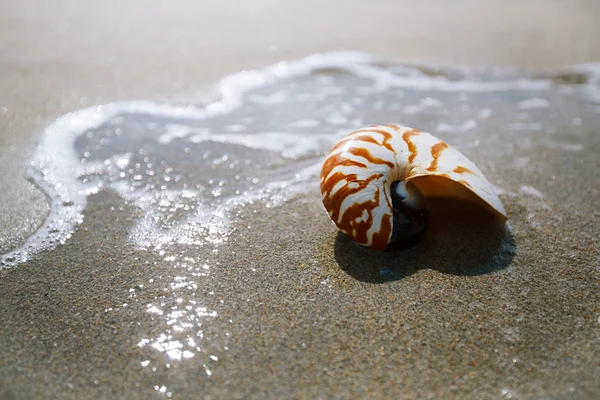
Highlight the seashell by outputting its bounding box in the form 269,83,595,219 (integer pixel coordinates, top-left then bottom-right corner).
320,124,507,251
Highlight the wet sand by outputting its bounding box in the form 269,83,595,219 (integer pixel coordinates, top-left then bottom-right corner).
1,1,600,399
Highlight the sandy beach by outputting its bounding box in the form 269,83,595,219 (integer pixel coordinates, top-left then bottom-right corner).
1,1,600,399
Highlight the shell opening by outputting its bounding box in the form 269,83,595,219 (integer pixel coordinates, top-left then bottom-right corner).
387,180,429,251
393,180,426,211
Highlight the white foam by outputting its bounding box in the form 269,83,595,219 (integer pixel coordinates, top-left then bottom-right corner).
288,119,320,128
544,141,583,152
2,54,377,266
517,98,551,109
478,109,493,119
509,122,544,131
436,119,477,133
403,97,441,114
248,91,289,105
158,124,195,144
187,130,335,159
0,105,332,266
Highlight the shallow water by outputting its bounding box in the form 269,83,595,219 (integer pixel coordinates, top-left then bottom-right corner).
3,52,598,267
2,52,600,397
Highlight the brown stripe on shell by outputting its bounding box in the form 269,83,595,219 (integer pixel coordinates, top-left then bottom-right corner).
330,133,393,154
321,134,395,201
381,177,393,215
402,130,421,163
453,166,473,174
369,208,392,250
321,152,367,183
347,128,395,153
427,141,449,171
346,146,395,169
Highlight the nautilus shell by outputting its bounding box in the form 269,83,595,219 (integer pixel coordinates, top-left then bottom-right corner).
320,125,507,251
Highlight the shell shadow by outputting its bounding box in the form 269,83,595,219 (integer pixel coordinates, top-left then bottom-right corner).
334,198,516,283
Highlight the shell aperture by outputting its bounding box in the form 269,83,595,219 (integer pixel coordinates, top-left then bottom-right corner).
388,180,429,251
320,125,507,251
